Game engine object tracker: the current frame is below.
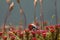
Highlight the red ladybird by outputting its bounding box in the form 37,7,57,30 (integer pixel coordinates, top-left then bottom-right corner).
28,24,33,30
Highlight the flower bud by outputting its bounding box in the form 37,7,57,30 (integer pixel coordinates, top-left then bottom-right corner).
2,36,7,40
0,32,3,36
6,0,11,4
32,37,37,40
9,2,14,11
34,0,37,7
17,0,20,4
42,33,46,38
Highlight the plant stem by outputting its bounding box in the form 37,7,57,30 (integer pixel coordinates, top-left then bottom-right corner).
40,0,44,29
55,0,58,24
55,28,59,40
18,2,27,29
3,10,10,32
34,4,36,23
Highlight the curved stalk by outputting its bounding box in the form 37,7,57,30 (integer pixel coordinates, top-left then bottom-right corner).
3,6,10,32
33,0,37,23
39,0,44,29
3,2,14,32
17,0,27,29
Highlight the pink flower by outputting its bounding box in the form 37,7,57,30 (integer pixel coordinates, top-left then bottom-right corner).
25,29,29,33
31,31,36,36
49,25,54,29
25,29,30,33
0,32,3,36
40,30,47,33
8,31,14,37
16,30,21,34
9,26,15,31
46,26,49,30
10,36,15,40
42,33,46,38
50,29,55,33
2,36,7,40
32,37,37,40
49,25,55,33
36,30,41,35
55,24,60,28
18,32,24,38
25,29,30,36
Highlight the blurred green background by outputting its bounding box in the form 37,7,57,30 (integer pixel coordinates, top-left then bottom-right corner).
0,0,60,27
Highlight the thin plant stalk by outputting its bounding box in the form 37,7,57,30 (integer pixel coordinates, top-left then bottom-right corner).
20,5,27,29
55,0,58,24
3,11,10,32
40,0,44,29
50,15,55,25
34,0,37,22
3,4,10,32
3,2,14,32
17,0,27,29
20,8,27,29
